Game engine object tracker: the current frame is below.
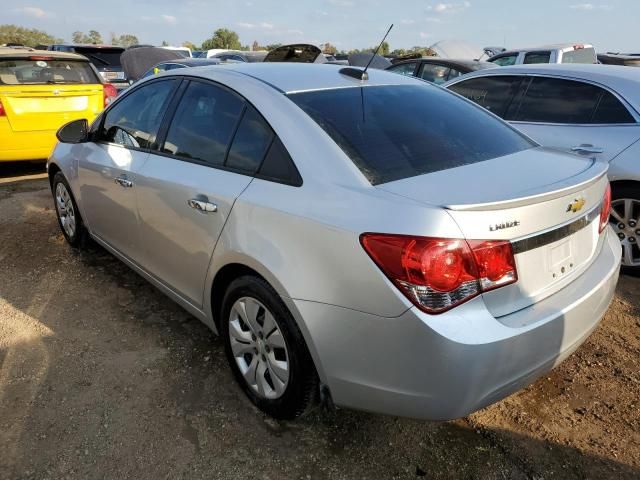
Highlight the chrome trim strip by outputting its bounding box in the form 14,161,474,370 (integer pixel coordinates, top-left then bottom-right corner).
511,206,601,255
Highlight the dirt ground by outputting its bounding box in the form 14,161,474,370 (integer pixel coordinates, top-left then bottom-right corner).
1,163,639,480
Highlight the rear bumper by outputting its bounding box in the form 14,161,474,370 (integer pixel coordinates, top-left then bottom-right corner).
0,122,57,161
293,227,621,420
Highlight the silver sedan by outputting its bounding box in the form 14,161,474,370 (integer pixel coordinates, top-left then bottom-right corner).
48,63,620,420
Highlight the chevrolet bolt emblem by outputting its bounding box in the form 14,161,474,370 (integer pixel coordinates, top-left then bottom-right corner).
566,198,586,213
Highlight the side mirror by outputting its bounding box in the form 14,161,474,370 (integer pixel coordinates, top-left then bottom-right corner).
57,119,89,144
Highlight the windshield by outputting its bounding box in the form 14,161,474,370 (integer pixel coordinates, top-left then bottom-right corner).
289,84,534,185
0,59,100,85
72,47,124,69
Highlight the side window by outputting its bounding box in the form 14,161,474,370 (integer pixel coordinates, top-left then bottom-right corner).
523,51,551,64
448,76,524,118
388,62,417,77
226,106,274,174
257,137,302,186
491,55,518,66
162,81,244,166
516,78,600,124
592,91,635,124
98,79,177,148
165,63,186,71
419,64,450,84
446,68,463,81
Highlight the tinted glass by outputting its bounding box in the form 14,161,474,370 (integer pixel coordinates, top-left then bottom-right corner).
523,51,551,64
99,79,177,148
491,55,517,66
258,137,303,186
516,77,600,124
419,64,450,84
72,47,124,67
226,107,274,173
448,76,523,118
447,68,463,81
0,59,99,85
289,85,533,185
592,91,635,124
561,47,596,64
388,62,416,76
163,81,244,165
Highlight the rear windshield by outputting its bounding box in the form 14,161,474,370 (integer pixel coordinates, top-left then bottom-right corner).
288,84,534,185
561,47,596,64
0,59,100,85
73,47,124,68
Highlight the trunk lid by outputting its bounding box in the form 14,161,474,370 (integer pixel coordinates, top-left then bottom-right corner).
378,147,609,318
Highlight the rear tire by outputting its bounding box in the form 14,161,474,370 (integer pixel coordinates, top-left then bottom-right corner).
52,172,87,249
610,183,640,277
221,275,318,419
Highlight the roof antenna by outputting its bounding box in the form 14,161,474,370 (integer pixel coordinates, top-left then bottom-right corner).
340,24,393,81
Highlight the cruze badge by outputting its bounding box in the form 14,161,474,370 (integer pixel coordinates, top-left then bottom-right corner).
566,198,586,213
490,220,520,232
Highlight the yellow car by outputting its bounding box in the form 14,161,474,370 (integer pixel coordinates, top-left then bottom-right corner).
0,48,117,161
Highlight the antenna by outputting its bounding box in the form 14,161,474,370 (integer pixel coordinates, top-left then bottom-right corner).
340,24,394,81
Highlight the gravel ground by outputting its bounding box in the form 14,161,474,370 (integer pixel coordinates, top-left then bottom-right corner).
0,165,639,479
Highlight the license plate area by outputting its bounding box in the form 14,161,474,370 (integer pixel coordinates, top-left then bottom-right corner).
101,71,125,81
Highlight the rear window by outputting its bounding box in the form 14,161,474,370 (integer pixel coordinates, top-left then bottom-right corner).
289,85,534,185
0,58,99,85
523,51,551,64
561,47,596,64
73,47,124,68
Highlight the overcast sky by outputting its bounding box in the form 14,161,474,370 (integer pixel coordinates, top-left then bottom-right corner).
6,0,639,52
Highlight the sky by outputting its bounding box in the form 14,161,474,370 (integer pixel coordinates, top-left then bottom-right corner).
5,0,640,52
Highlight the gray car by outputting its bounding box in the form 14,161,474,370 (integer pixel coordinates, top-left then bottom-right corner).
47,64,620,420
445,64,640,272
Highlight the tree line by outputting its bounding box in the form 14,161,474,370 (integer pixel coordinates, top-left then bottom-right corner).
0,24,436,56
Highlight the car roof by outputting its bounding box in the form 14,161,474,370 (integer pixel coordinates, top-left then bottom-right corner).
445,64,640,106
190,62,419,94
0,47,87,61
495,43,593,56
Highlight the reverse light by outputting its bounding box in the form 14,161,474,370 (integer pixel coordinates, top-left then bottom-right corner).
103,83,118,107
360,234,518,314
599,183,612,234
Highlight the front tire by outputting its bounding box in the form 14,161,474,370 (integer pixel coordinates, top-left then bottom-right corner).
52,172,87,248
610,184,640,276
221,275,318,419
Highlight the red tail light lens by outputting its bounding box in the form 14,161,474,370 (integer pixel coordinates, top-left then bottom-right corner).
0,100,5,117
599,183,612,234
103,83,118,107
361,234,518,314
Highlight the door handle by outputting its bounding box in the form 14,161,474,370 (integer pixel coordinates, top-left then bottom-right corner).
114,176,133,188
571,144,604,154
188,198,218,213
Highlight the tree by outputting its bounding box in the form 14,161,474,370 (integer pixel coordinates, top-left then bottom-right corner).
72,31,84,43
161,40,169,46
320,42,337,55
252,40,260,51
88,30,102,44
111,34,139,48
182,41,197,51
0,24,61,47
264,43,282,51
72,30,104,44
201,28,241,50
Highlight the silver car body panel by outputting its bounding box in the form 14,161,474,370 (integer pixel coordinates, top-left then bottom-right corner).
48,64,621,419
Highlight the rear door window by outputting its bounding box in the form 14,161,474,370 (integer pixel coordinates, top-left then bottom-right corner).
592,91,635,124
515,77,600,124
162,81,244,166
226,106,274,174
387,62,417,76
0,58,99,85
289,84,533,185
523,51,551,64
448,76,524,118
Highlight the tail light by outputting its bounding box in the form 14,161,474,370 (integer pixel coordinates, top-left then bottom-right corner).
360,234,518,314
599,183,612,234
103,83,118,107
0,100,5,117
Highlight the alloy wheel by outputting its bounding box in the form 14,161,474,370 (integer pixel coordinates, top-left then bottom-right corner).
610,198,640,267
228,297,290,399
55,182,76,239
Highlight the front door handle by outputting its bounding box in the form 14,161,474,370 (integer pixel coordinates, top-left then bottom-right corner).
571,144,604,154
114,176,133,188
188,198,218,213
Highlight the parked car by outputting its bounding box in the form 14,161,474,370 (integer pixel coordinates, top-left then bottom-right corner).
48,63,619,421
160,46,192,58
140,58,221,79
0,47,115,161
210,50,268,63
47,44,128,89
445,64,640,272
598,53,640,67
386,57,497,84
488,44,596,66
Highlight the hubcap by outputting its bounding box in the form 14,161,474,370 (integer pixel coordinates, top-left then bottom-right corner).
228,297,289,399
610,198,640,267
55,183,76,239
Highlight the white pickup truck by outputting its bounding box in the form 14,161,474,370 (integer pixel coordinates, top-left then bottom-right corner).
488,43,596,66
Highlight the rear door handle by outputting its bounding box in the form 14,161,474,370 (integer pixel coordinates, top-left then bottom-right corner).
188,198,218,213
571,144,604,154
114,175,133,188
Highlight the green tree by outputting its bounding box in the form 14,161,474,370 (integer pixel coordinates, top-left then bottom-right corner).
201,28,241,50
379,41,390,56
72,30,104,44
111,33,139,48
87,30,102,44
182,41,197,51
72,31,84,43
0,24,61,47
264,43,282,51
320,42,337,54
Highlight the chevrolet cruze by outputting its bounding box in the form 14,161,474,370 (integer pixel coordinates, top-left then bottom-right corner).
47,63,621,420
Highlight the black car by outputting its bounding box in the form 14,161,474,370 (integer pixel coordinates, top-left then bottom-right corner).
386,57,497,84
47,44,127,88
